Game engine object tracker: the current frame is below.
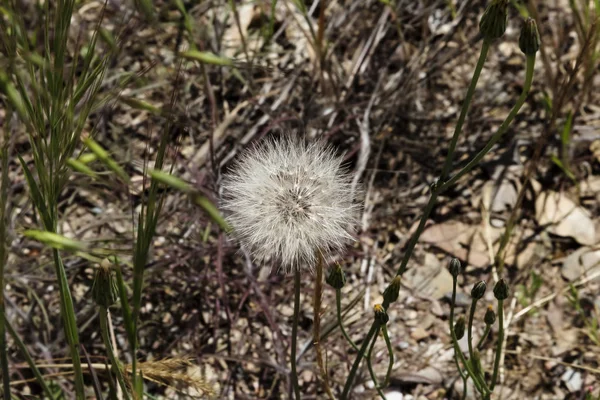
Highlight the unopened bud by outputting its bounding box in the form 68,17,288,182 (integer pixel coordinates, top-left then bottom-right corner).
454,316,466,340
479,0,509,41
484,305,496,325
471,281,487,300
326,264,346,290
373,304,389,325
519,17,540,55
383,276,402,305
91,259,119,308
448,258,461,278
493,278,510,300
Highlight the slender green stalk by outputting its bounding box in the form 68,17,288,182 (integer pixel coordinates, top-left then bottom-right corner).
381,325,393,388
490,299,505,389
453,354,468,400
476,325,491,350
449,276,485,395
99,308,130,400
438,54,536,194
336,289,359,352
439,40,491,182
341,323,379,399
467,299,478,365
291,269,302,400
365,327,387,400
394,40,490,279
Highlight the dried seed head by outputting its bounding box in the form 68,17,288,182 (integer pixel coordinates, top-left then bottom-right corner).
221,138,359,272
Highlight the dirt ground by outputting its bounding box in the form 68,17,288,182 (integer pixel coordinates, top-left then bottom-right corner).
2,0,600,399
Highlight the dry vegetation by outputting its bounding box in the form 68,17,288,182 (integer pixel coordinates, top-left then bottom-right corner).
1,0,599,399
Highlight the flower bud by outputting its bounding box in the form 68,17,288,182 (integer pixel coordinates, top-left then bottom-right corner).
454,316,466,340
484,305,496,325
91,259,119,308
383,276,402,305
373,304,389,325
519,17,540,55
471,281,487,300
448,258,461,278
493,278,510,300
479,0,509,41
325,264,346,290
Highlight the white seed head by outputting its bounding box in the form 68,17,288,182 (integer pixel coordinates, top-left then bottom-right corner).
221,138,359,272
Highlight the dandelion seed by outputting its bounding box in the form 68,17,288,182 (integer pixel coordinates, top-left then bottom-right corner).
221,137,359,272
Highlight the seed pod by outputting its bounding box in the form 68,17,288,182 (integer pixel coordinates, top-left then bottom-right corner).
479,0,509,41
493,278,510,300
91,259,119,308
383,276,402,305
484,305,496,325
454,316,466,340
325,264,346,290
373,304,389,325
519,17,541,55
448,258,461,278
471,281,487,300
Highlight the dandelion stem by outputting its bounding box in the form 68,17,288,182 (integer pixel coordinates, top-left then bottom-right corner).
365,327,387,400
476,325,491,350
394,39,490,279
382,325,393,388
313,253,335,400
336,289,359,352
291,269,302,400
341,323,379,399
490,299,504,389
450,275,485,395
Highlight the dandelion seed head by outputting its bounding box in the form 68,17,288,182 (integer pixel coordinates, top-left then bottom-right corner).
221,138,359,272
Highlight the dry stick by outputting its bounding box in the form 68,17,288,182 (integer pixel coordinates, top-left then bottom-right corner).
291,269,302,400
313,253,335,400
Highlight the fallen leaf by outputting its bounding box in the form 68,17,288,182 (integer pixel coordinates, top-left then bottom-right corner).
535,191,596,245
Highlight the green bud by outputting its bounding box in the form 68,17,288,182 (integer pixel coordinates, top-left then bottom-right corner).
484,305,496,325
493,278,510,300
373,304,389,325
471,281,487,300
325,264,346,290
479,0,509,41
519,17,541,55
91,259,119,308
383,276,402,305
448,258,461,278
454,316,466,340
